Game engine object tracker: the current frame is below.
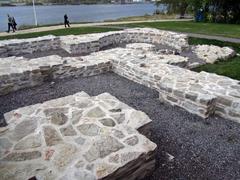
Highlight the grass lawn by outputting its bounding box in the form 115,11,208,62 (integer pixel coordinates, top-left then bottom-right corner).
190,38,240,80
0,26,118,41
118,21,240,38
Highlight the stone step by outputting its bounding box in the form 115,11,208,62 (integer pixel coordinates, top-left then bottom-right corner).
0,92,157,180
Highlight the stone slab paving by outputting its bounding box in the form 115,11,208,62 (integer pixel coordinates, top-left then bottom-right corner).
0,91,157,180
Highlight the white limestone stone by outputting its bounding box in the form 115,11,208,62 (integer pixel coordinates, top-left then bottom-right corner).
193,45,235,64
0,92,156,180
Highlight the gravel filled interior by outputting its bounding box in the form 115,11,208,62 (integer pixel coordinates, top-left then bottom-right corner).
0,72,240,179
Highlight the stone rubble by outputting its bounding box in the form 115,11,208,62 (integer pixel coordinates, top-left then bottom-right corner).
193,45,236,64
0,92,157,180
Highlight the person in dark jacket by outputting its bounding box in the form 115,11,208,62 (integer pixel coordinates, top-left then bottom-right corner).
12,17,17,31
64,14,70,28
7,14,15,33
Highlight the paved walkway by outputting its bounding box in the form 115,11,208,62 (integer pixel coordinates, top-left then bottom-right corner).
0,19,192,37
184,32,240,43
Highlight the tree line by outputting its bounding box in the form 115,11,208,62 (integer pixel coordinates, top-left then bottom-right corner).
155,0,240,24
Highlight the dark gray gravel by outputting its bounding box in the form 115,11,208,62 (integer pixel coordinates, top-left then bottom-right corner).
0,72,240,180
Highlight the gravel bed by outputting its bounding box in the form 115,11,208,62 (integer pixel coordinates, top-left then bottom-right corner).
0,72,240,179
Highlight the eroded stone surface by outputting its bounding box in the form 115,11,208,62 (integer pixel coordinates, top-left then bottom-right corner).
193,45,236,64
0,92,156,180
14,134,41,150
84,135,124,162
43,126,63,146
77,124,101,136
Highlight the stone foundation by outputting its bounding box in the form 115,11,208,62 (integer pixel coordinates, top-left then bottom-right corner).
0,92,157,180
0,35,60,57
0,28,239,123
0,55,111,96
0,28,189,58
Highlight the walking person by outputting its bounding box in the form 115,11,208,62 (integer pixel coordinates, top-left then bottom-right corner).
7,14,15,33
12,17,17,31
64,14,70,28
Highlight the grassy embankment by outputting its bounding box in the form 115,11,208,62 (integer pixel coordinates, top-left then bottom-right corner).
0,26,118,41
116,21,240,38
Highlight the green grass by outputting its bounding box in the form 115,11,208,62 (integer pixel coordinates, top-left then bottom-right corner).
0,26,118,40
118,21,240,38
190,38,240,80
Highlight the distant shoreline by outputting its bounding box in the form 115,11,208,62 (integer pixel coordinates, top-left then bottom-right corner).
0,2,153,7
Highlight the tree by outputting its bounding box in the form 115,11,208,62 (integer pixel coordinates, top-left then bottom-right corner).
155,0,240,24
155,0,189,17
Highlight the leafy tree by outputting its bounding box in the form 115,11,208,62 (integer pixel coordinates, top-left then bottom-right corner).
155,0,240,24
155,0,189,17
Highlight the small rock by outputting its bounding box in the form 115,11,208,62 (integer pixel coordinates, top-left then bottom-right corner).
112,129,125,139
123,135,139,146
11,119,38,141
14,135,41,150
85,106,106,118
84,136,124,162
43,126,63,146
53,143,77,171
99,118,116,127
50,112,68,126
77,123,100,136
74,136,86,145
60,125,77,136
166,152,174,162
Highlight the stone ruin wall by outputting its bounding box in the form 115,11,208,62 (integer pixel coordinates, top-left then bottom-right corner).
0,35,61,57
0,55,112,96
0,28,188,58
0,28,239,124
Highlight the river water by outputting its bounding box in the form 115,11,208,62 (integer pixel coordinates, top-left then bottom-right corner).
0,3,165,32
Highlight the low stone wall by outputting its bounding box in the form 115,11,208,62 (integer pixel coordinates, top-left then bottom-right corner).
0,35,60,57
0,92,157,180
0,28,188,58
0,45,239,122
86,47,240,123
60,28,189,55
0,55,111,96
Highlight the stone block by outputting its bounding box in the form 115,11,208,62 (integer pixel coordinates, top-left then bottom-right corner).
0,92,156,180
